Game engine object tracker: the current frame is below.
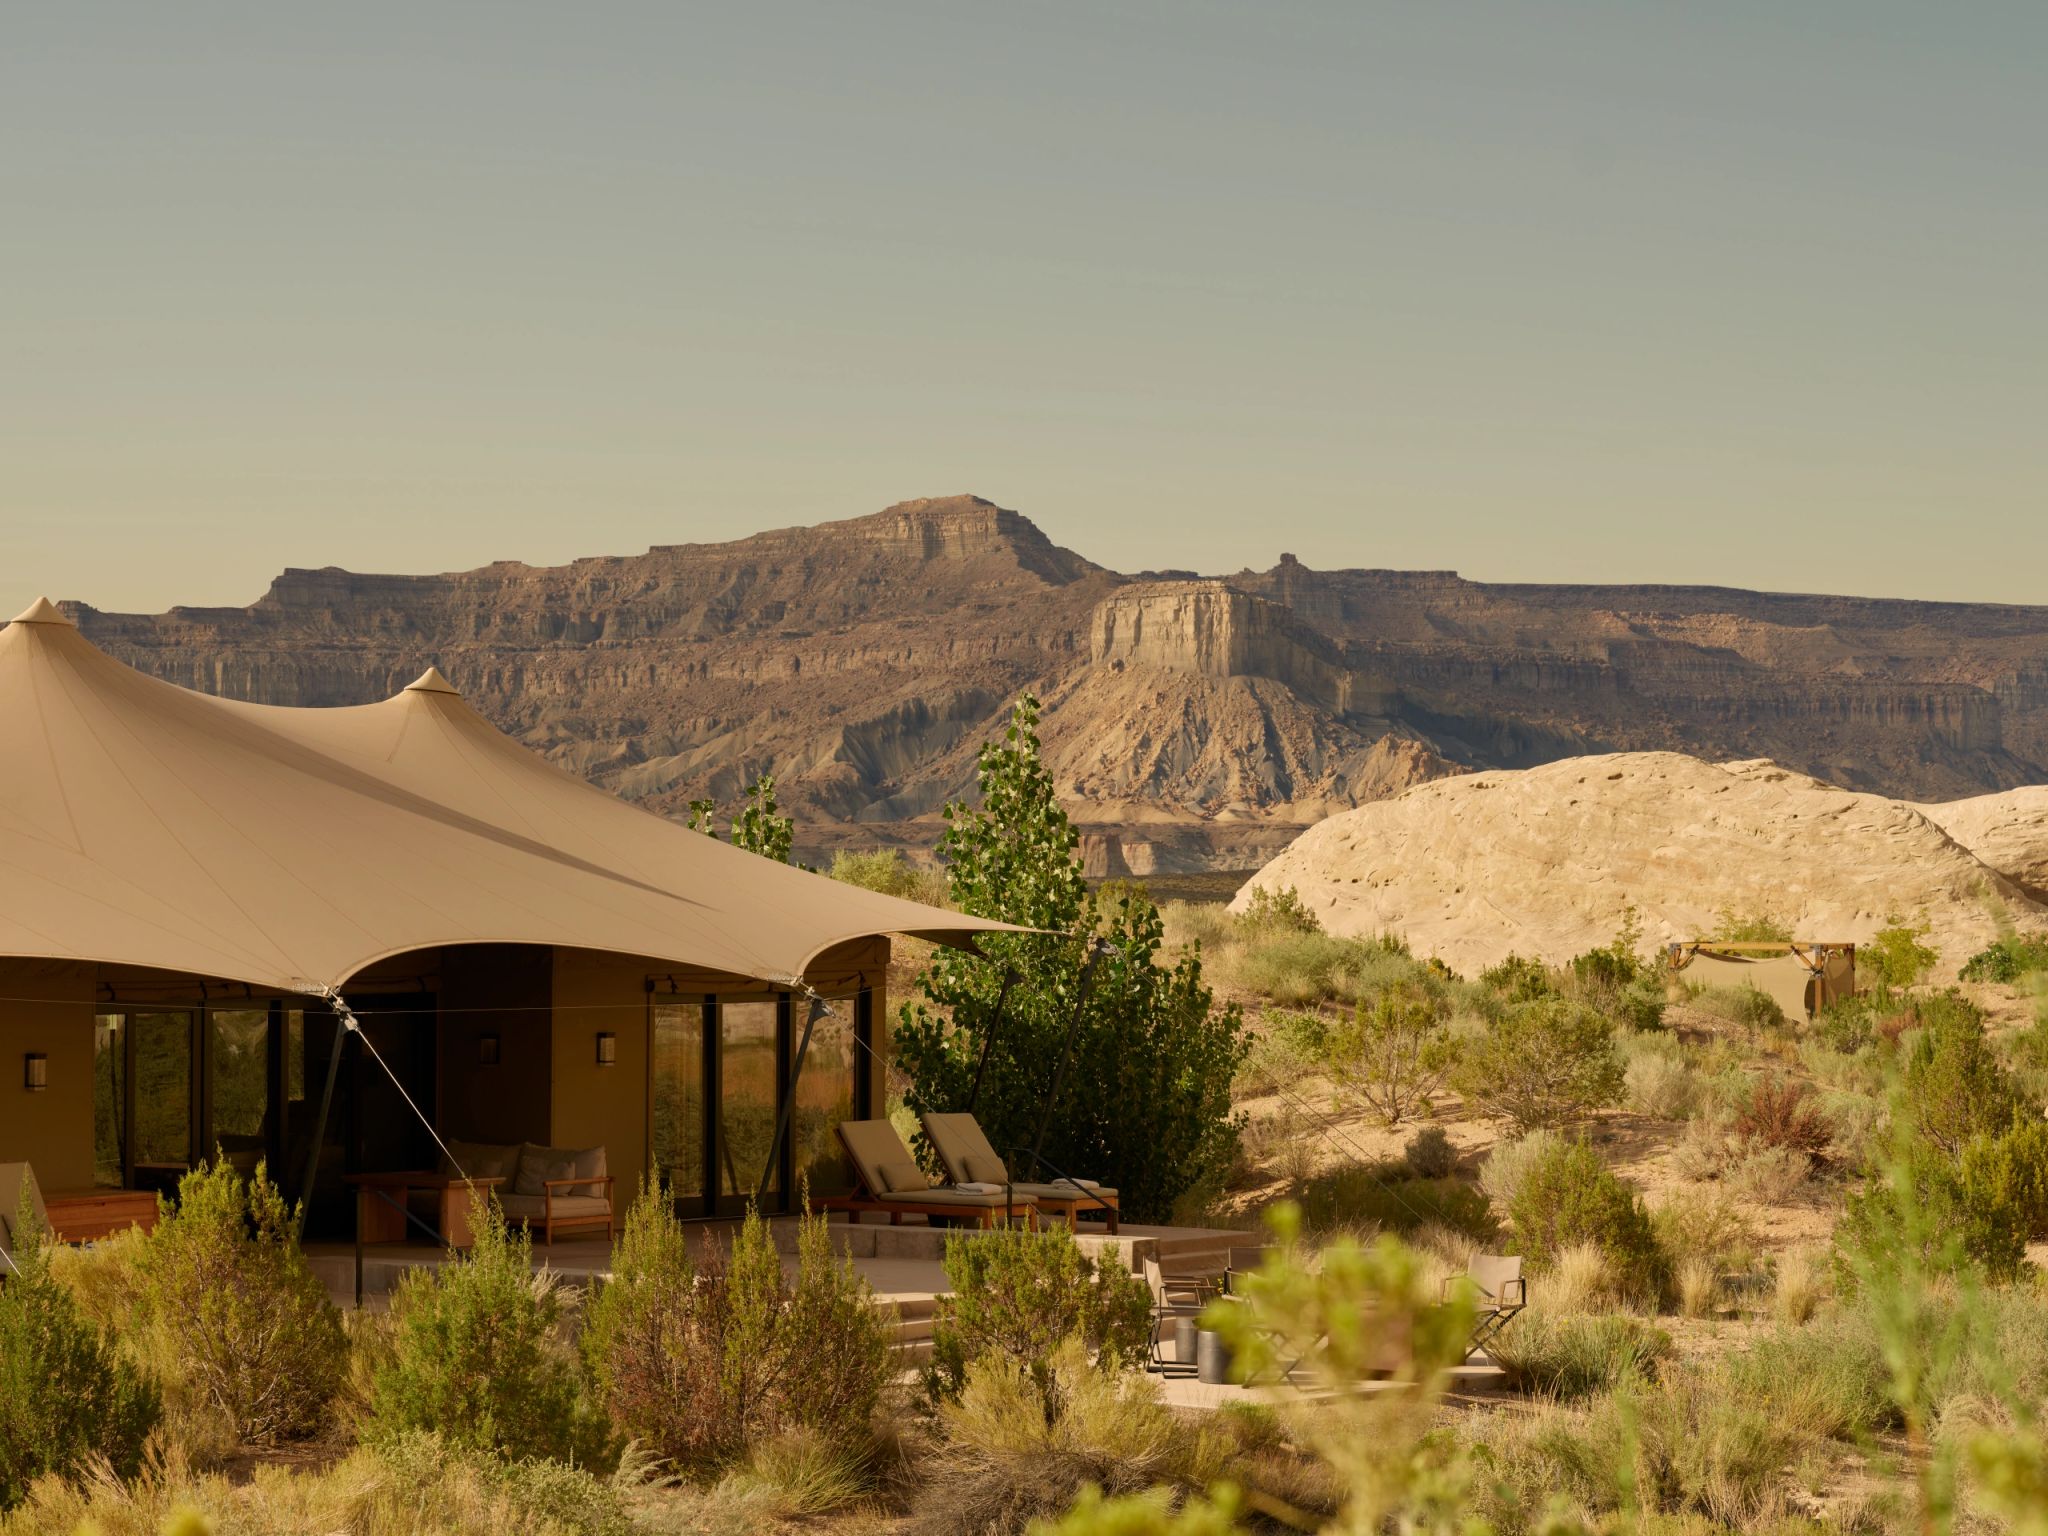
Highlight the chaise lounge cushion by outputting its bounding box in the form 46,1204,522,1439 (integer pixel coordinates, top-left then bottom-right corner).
962,1152,1009,1184
877,1186,1023,1208
876,1160,928,1194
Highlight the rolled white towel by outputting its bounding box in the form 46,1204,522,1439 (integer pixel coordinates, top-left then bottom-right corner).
953,1181,1004,1194
1053,1178,1101,1190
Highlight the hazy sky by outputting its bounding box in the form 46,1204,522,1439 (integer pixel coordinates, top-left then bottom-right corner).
5,3,2044,615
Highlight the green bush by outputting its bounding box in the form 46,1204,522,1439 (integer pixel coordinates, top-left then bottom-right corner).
1236,884,1323,937
1234,1008,1329,1096
1452,996,1624,1133
1901,1000,2027,1157
1234,930,1424,1006
925,1225,1153,1410
1690,983,1787,1034
1507,1138,1668,1302
1959,1115,2048,1243
1862,915,1939,990
1713,906,1793,943
1477,1129,1565,1216
1324,985,1457,1126
1837,1135,2034,1285
583,1193,888,1477
1960,934,2048,985
131,1158,345,1447
1294,1164,1495,1243
0,1208,160,1511
367,1197,611,1465
828,847,949,906
1715,1315,1898,1441
1486,1310,1673,1399
1478,954,1554,1004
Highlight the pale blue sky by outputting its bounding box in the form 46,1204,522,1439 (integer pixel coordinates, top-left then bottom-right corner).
4,3,2044,614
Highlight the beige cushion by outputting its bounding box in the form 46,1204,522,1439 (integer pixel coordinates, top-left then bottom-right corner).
877,1160,928,1194
1013,1182,1118,1202
962,1151,1009,1184
514,1144,578,1197
877,1186,1022,1208
921,1112,1005,1184
498,1193,610,1221
837,1120,919,1196
442,1140,520,1182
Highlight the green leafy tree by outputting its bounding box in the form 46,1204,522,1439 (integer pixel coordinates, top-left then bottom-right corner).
0,1201,160,1511
1863,912,1940,991
893,696,1249,1222
730,774,795,863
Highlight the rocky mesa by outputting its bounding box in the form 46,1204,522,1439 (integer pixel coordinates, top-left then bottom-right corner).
60,494,2048,871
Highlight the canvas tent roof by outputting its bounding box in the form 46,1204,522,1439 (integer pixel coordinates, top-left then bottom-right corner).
0,599,1021,995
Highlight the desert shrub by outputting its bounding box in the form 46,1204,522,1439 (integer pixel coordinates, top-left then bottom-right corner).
1837,1136,2032,1285
583,1193,888,1477
1670,1111,1745,1182
1674,1255,1719,1318
1958,1114,2048,1242
1507,1137,1668,1303
893,697,1249,1224
1236,930,1424,1006
0,1208,160,1512
1232,1103,1320,1188
1652,1188,1758,1275
1734,1077,1833,1161
1691,982,1787,1035
367,1197,611,1465
1771,1247,1828,1324
1237,884,1323,937
925,1225,1152,1411
1540,1242,1615,1314
1622,1040,1687,1122
1717,1315,1896,1440
1403,1125,1458,1179
1294,1164,1495,1243
1960,933,2048,984
1478,953,1554,1004
1487,1310,1673,1399
827,847,948,906
127,1159,345,1450
1477,1128,1564,1215
1862,914,1939,990
1901,1002,2028,1157
1234,1008,1328,1096
1814,993,1882,1053
1453,996,1624,1132
1714,906,1793,944
1727,1145,1813,1205
914,1340,1188,1536
1324,985,1457,1126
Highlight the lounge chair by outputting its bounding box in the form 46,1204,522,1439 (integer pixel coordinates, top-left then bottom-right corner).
818,1121,1038,1230
1446,1253,1527,1359
0,1163,49,1279
919,1112,1120,1232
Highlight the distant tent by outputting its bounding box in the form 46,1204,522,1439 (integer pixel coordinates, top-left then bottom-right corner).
1666,941,1856,1020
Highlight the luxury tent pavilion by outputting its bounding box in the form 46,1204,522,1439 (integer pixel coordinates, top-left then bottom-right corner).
0,597,1016,1240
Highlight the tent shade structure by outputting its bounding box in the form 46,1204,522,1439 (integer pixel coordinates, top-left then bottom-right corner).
0,599,1020,993
1664,941,1856,1020
0,598,1034,1237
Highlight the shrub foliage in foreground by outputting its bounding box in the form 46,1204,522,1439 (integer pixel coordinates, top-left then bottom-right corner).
132,1158,346,1447
0,1207,160,1512
366,1197,612,1466
582,1189,890,1476
1507,1136,1668,1302
925,1224,1153,1410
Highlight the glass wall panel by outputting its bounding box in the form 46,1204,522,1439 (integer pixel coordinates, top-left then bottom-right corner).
719,1000,780,1204
132,1011,194,1191
209,1008,271,1176
791,1007,856,1198
93,1014,127,1188
651,1003,706,1205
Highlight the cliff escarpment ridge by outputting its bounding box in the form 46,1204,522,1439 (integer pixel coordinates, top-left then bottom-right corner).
60,494,2048,872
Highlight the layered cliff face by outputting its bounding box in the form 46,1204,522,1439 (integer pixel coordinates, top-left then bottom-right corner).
62,496,2048,871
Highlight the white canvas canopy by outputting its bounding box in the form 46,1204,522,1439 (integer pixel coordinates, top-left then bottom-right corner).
0,599,1017,995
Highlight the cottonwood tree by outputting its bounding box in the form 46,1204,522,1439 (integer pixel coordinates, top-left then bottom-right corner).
1326,985,1457,1127
893,696,1248,1223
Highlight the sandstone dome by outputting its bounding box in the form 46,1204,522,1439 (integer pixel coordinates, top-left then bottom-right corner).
1232,752,2046,978
1914,786,2048,907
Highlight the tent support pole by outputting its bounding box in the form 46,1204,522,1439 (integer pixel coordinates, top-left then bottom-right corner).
964,967,1019,1114
757,994,829,1207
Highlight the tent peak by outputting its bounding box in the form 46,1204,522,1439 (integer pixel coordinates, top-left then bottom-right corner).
9,597,73,627
404,666,460,696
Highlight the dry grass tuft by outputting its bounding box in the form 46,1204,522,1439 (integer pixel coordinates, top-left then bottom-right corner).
1771,1247,1827,1325
1676,1255,1721,1319
1543,1242,1614,1316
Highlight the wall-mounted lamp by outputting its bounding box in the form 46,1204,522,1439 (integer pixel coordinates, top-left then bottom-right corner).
24,1053,48,1092
477,1033,501,1067
595,1032,617,1067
